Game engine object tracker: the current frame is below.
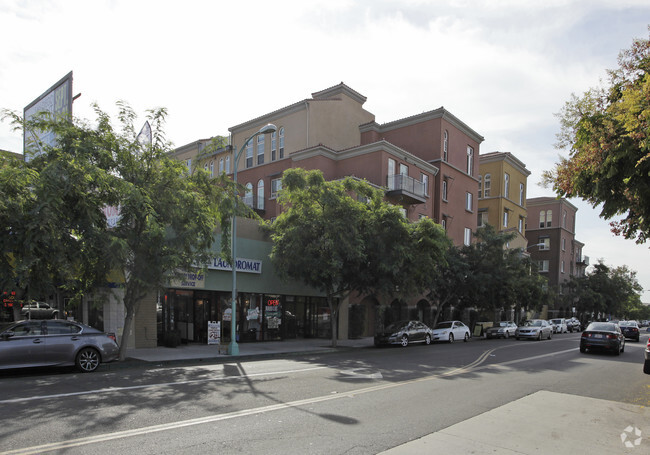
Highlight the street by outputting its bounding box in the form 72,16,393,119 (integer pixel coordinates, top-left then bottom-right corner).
1,331,648,454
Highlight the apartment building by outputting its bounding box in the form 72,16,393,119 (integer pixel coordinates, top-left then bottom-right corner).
525,197,589,297
478,151,531,249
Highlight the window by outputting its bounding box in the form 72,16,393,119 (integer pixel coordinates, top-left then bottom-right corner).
421,173,428,196
257,179,265,210
219,158,224,174
561,260,565,274
504,173,510,198
399,163,408,177
225,156,231,174
443,130,449,162
210,161,214,178
503,209,509,228
478,175,482,199
562,238,566,251
518,216,524,233
388,158,396,190
467,146,474,175
563,210,567,228
245,140,253,168
257,134,265,165
478,211,488,227
244,183,253,207
442,180,448,201
271,178,282,198
537,260,549,272
271,131,277,161
279,127,285,159
539,237,550,250
465,192,473,211
186,159,192,173
483,174,491,197
546,210,552,227
441,218,447,231
519,183,524,205
464,227,472,246
539,210,545,228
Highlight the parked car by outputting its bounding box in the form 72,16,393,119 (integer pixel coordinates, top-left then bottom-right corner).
0,319,119,372
547,320,557,333
374,320,432,347
644,337,650,374
579,322,625,355
550,318,568,333
566,318,581,332
485,321,517,339
516,319,553,340
618,321,640,342
20,301,59,320
431,320,470,343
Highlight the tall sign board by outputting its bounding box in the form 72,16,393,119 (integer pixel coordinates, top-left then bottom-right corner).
23,71,73,161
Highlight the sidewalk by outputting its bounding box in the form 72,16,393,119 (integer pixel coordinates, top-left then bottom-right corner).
378,390,649,454
119,336,374,366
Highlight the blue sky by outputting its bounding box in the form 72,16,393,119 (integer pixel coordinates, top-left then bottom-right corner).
1,0,649,302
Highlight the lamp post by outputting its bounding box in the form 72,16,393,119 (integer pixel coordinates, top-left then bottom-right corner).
228,123,277,355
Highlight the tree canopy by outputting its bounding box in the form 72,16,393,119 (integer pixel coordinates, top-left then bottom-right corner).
1,104,232,359
265,168,449,347
543,30,650,243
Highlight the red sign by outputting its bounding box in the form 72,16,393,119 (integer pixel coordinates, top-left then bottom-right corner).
267,299,280,306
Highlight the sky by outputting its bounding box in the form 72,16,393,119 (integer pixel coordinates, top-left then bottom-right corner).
1,0,649,302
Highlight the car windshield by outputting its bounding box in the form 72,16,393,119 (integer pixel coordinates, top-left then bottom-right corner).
526,320,543,327
434,322,453,329
618,321,636,327
385,321,408,332
498,322,509,327
587,322,616,331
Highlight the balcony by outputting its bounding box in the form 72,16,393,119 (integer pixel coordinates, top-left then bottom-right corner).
576,255,589,266
386,174,427,204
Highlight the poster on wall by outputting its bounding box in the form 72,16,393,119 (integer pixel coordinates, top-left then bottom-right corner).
208,321,220,345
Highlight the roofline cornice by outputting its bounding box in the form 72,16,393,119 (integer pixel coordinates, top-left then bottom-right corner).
479,152,531,176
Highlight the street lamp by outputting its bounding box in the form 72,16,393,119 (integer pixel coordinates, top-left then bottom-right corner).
228,123,277,355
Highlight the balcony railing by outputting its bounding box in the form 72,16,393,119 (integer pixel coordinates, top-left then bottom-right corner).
386,174,427,204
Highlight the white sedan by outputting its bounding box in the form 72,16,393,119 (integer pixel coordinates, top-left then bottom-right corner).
516,319,553,341
432,320,471,343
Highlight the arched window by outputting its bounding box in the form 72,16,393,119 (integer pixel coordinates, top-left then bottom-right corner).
279,127,285,159
219,158,224,174
257,179,265,210
209,160,214,178
443,130,449,162
483,174,491,197
225,156,230,174
244,183,253,207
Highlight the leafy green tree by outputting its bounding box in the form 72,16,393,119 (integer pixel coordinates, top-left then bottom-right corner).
266,168,449,347
426,245,468,327
2,104,232,360
544,30,650,243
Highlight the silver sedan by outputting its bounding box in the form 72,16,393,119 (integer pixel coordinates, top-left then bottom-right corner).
0,319,119,372
516,319,553,341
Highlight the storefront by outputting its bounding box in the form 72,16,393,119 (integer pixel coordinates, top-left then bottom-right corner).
158,289,333,344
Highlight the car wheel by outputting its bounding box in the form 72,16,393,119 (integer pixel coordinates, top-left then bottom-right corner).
579,345,586,353
516,337,520,340
463,332,469,342
644,360,650,375
548,330,552,340
504,331,509,339
614,343,621,356
76,347,101,373
425,334,432,345
620,341,625,353
400,335,409,347
537,332,542,341
448,333,454,343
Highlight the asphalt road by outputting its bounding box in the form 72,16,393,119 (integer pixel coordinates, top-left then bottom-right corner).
1,331,648,454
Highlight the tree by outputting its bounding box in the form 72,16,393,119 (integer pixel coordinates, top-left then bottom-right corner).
266,168,449,347
426,245,468,327
543,30,650,243
2,104,232,360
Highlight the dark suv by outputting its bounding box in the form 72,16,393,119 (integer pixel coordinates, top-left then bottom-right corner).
20,302,59,320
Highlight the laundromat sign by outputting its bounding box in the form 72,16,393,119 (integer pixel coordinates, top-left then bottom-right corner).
208,257,262,274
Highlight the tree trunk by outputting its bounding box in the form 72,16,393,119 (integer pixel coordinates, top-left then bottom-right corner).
327,294,338,348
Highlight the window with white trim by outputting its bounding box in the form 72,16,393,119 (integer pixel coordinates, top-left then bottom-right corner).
478,211,488,227
257,134,265,165
503,209,509,228
518,216,524,233
219,158,224,174
546,210,552,227
478,175,482,199
209,161,214,178
279,127,285,159
244,182,253,207
539,210,545,228
465,192,473,211
271,178,282,198
225,156,231,174
271,131,277,161
257,179,265,210
483,174,491,197
467,146,474,175
442,180,448,201
539,237,550,250
464,227,472,246
443,130,448,162
537,260,549,272
245,141,253,168
519,183,525,205
421,173,429,196
504,172,510,198
561,260,565,274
